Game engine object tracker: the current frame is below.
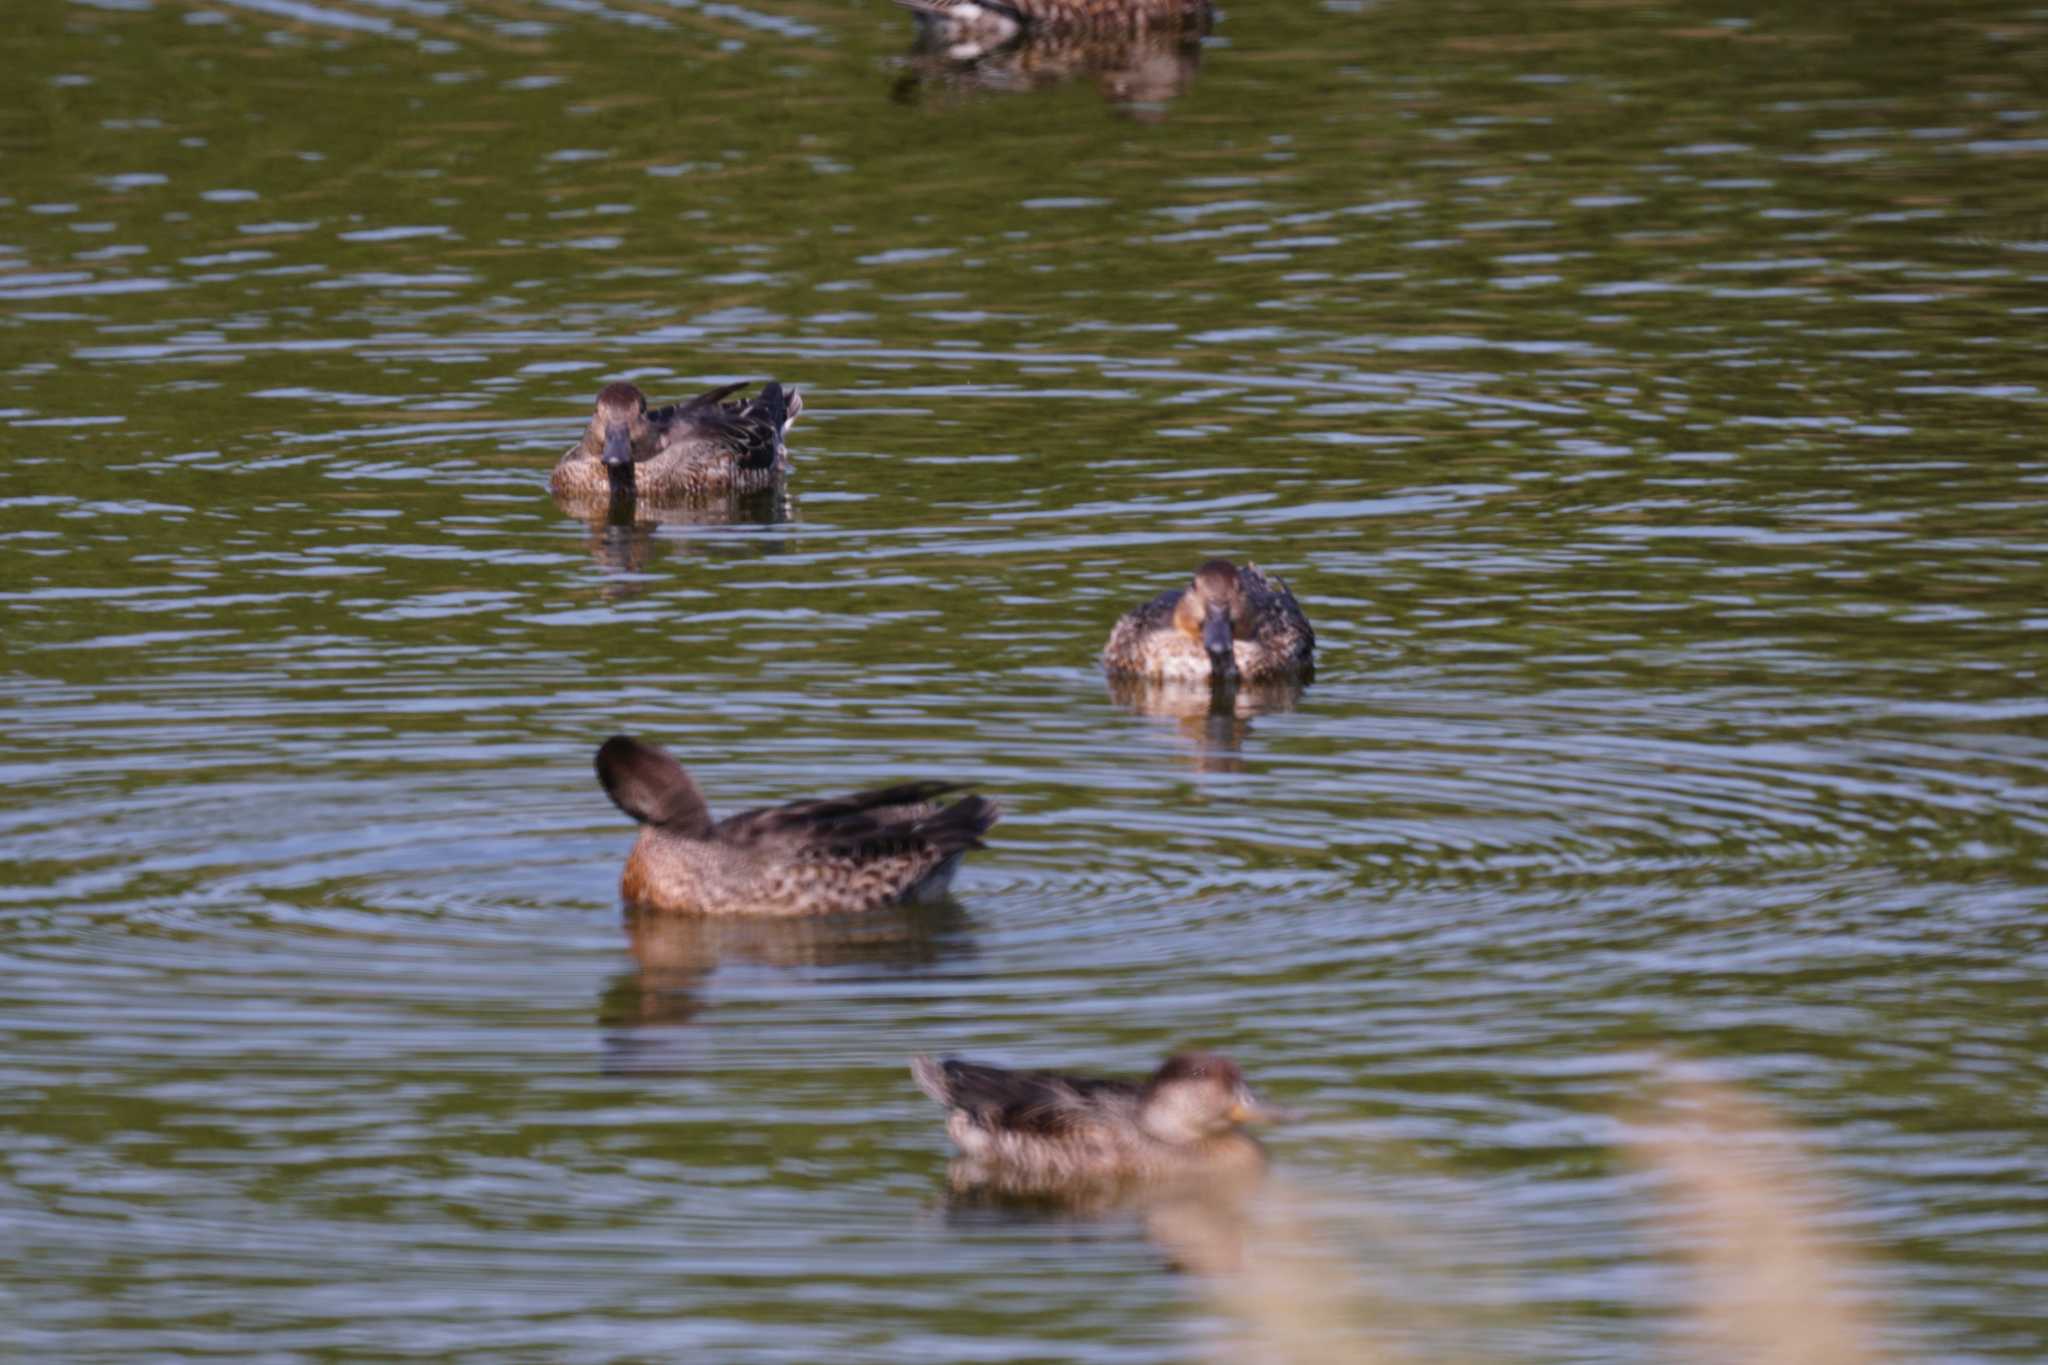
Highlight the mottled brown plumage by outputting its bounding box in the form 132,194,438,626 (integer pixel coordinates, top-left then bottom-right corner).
1101,559,1315,684
895,12,1206,113
897,0,1208,46
594,736,999,916
550,379,803,504
910,1052,1273,1186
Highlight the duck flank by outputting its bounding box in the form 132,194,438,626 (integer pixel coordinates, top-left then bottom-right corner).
595,736,998,916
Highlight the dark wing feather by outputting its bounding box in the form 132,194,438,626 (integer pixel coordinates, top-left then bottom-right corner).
803,794,998,863
678,381,751,412
1246,565,1316,654
662,381,789,472
920,1059,1139,1137
717,781,964,843
714,783,996,867
813,793,995,863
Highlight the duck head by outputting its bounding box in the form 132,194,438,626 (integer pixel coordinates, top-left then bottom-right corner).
1172,559,1252,682
585,381,656,498
1137,1052,1273,1145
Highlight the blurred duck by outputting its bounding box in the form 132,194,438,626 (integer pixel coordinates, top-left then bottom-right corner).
551,379,802,503
593,736,998,916
894,14,1206,114
898,0,1208,50
910,1052,1274,1184
1101,559,1314,684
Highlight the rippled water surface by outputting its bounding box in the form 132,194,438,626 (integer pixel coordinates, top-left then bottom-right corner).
4,0,2047,1359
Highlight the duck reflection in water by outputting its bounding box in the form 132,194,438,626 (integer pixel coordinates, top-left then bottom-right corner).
565,488,793,602
892,0,1212,117
1106,673,1309,772
600,902,975,1076
911,1052,1279,1271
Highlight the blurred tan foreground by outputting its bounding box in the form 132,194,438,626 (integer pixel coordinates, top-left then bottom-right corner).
1170,1077,1886,1365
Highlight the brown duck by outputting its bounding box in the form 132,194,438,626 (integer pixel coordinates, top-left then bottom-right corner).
896,23,1205,112
910,1052,1274,1185
898,0,1208,47
550,379,802,503
594,736,998,916
1101,559,1314,684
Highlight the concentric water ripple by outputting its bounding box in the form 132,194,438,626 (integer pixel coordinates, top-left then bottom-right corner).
7,0,2048,1360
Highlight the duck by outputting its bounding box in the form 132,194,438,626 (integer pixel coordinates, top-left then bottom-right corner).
593,736,998,916
550,379,802,503
910,1051,1274,1185
1101,559,1314,684
894,22,1205,112
897,0,1208,51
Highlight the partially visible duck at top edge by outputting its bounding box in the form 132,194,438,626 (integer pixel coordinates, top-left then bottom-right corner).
594,736,999,917
895,21,1206,114
1101,558,1314,685
550,379,803,503
896,0,1209,52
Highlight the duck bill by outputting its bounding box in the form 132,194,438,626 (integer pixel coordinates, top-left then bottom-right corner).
601,422,635,468
1225,1086,1289,1125
1201,603,1238,682
601,423,637,503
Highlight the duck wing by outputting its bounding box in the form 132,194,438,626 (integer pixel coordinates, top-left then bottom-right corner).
716,782,997,861
1243,563,1316,653
655,381,792,472
911,1058,1139,1137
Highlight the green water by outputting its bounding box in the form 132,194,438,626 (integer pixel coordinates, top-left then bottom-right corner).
3,0,2046,1359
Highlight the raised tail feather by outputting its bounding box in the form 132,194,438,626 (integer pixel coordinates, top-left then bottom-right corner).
910,1055,955,1106
911,1057,1023,1111
914,793,1000,854
754,382,793,436
679,381,751,412
687,380,800,471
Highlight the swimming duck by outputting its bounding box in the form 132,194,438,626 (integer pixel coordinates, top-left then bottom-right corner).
895,22,1205,112
594,736,998,916
550,379,802,503
898,0,1208,49
1101,559,1314,684
910,1052,1273,1185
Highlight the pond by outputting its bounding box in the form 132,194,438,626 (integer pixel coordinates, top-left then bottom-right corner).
2,0,2046,1359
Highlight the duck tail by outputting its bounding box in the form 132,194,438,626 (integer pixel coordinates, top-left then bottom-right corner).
752,381,802,440
918,793,1001,854
910,1055,955,1105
